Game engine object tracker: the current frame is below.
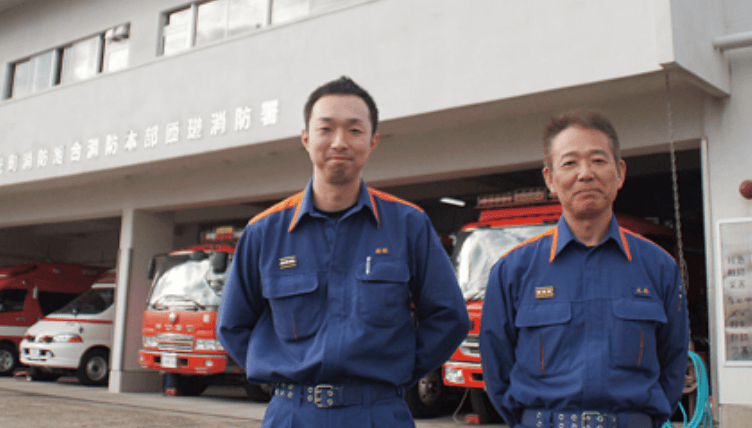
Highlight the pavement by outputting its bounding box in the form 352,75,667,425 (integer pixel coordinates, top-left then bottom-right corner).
0,372,508,428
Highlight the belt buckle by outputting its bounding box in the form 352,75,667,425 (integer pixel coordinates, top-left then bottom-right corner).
314,384,336,408
581,411,606,428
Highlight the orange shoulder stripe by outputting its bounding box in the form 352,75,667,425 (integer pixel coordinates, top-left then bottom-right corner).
369,189,424,212
620,228,674,261
248,191,304,227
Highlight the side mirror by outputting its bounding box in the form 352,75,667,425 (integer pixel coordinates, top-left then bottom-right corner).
212,252,229,274
147,259,156,280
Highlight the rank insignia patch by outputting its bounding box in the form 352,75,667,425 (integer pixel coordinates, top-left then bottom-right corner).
535,286,555,299
279,256,297,270
635,287,650,296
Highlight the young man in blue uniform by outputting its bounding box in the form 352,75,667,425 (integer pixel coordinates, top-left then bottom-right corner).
217,76,470,427
480,112,689,428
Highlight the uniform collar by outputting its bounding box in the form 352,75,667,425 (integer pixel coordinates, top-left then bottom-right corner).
549,214,632,262
288,179,380,232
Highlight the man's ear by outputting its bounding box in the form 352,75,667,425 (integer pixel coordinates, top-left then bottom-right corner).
543,166,556,195
301,129,309,149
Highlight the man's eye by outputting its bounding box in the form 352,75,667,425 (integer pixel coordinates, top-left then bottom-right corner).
350,129,363,134
562,160,576,167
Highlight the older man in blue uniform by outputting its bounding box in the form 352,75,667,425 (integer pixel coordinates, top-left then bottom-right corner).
480,112,689,428
217,76,470,428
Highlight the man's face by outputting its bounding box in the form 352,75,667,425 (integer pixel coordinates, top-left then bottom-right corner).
302,94,379,186
543,125,626,221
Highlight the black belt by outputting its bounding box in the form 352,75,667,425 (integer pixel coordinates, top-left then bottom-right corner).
273,383,404,408
521,409,653,428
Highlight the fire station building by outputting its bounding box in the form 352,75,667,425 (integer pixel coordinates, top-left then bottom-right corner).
0,0,751,425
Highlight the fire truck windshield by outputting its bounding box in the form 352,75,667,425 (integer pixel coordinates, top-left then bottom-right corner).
452,224,554,301
148,255,227,311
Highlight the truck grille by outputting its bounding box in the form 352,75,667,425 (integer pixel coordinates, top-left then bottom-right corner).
460,335,480,357
156,333,193,352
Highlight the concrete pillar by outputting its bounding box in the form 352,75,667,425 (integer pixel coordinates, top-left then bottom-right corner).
109,209,174,393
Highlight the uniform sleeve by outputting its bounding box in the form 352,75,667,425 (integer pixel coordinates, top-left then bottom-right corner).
409,213,470,385
479,258,518,427
216,225,265,370
656,262,690,417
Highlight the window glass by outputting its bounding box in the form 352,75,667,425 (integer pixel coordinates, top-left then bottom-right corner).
11,60,31,98
196,0,228,46
32,50,54,92
272,0,309,24
104,25,130,73
163,7,192,55
61,36,101,84
37,292,80,316
0,289,26,312
53,288,115,315
228,0,268,36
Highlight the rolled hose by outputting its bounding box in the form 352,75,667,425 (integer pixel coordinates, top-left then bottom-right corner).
662,351,713,428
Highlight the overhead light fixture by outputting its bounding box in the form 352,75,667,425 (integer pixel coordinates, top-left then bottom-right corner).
440,197,466,207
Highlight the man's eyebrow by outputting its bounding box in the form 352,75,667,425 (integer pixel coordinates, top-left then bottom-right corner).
560,149,611,158
315,117,366,126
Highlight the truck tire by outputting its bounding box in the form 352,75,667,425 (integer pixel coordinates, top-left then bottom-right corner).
0,343,18,376
77,349,110,386
405,369,444,418
166,373,209,396
27,367,62,382
243,382,272,402
470,389,502,423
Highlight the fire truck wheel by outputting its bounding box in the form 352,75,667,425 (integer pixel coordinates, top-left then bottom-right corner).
405,369,444,418
166,373,209,396
27,367,62,382
243,382,272,402
469,389,502,423
77,349,110,386
0,343,18,376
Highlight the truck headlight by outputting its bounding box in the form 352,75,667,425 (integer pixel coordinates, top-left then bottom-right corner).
142,336,158,348
195,339,223,351
444,367,465,384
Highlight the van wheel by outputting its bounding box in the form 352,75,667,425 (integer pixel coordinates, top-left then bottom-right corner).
0,343,18,376
244,382,272,402
77,349,109,386
28,367,61,382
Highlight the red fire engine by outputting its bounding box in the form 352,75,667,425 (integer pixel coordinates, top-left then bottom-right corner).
442,189,679,422
137,226,270,401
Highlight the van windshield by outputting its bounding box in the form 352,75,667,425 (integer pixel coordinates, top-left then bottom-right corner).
53,287,115,315
452,224,555,302
148,254,229,311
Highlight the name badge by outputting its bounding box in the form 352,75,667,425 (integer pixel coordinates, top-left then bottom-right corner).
535,286,555,299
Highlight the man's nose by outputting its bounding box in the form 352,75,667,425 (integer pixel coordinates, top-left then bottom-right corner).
331,128,347,148
577,162,595,180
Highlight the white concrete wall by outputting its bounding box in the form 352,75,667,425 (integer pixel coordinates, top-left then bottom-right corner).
0,0,722,191
701,0,752,419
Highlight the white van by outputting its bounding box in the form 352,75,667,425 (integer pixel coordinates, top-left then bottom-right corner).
20,270,116,385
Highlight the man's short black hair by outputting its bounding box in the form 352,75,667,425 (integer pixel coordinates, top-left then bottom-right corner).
304,76,379,135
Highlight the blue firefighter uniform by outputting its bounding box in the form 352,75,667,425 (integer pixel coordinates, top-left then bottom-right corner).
217,179,470,428
480,216,688,428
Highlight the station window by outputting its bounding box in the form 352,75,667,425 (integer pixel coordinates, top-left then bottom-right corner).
161,0,320,55
6,23,130,99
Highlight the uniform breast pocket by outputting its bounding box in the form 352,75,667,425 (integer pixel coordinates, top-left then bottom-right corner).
514,303,572,377
262,272,324,341
611,299,667,371
355,261,410,328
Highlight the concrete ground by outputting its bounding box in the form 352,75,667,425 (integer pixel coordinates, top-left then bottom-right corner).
0,373,507,428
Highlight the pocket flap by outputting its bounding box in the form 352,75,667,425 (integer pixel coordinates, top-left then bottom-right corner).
356,261,410,282
262,273,318,299
613,299,667,323
515,302,571,328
